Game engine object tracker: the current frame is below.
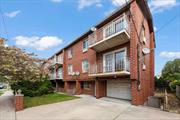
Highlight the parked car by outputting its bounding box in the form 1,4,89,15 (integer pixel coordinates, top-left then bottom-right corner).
0,83,5,89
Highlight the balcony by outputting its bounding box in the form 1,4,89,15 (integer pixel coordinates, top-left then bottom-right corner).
89,14,130,52
51,60,63,67
49,68,63,80
49,74,63,80
48,56,63,69
89,57,130,77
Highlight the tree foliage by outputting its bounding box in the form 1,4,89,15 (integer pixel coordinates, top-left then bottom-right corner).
0,38,43,83
161,59,180,81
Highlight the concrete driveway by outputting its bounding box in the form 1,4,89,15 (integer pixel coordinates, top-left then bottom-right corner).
17,95,180,120
0,90,16,120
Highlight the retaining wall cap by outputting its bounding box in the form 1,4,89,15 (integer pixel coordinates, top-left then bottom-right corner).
15,94,24,96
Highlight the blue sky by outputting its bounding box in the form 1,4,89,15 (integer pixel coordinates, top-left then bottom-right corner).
0,0,180,75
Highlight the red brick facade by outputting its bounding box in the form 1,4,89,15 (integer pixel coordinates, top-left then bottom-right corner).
45,0,155,105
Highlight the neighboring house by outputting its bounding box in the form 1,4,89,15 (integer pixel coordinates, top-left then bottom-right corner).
44,0,155,105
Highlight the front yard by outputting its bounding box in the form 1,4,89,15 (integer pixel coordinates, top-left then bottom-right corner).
24,92,80,108
0,92,3,96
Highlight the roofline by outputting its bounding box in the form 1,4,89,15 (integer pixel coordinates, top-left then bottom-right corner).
48,0,155,59
48,0,133,60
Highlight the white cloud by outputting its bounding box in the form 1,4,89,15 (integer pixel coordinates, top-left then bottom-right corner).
14,36,63,51
154,26,157,32
160,51,180,58
112,0,129,7
148,0,178,13
104,9,115,16
78,0,102,10
105,0,129,16
4,10,21,18
51,0,63,3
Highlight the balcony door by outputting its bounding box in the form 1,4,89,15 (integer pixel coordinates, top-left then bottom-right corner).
104,54,113,72
104,48,126,73
115,50,125,71
58,68,63,79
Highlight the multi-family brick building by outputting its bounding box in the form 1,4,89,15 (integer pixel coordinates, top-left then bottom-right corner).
43,0,155,105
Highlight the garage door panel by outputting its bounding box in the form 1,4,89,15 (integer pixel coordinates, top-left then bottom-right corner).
107,80,131,100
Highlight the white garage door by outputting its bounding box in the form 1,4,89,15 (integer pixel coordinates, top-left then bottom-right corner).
107,80,131,100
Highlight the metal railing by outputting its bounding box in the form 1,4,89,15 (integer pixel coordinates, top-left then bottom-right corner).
89,14,129,46
49,72,63,80
89,57,130,75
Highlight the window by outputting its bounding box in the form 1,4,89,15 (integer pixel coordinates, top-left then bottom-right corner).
103,16,125,38
82,39,89,52
68,48,73,59
83,81,90,89
58,68,63,79
115,50,125,71
82,60,89,73
68,64,73,75
58,55,63,63
104,54,113,72
104,24,114,38
103,48,126,73
115,17,124,33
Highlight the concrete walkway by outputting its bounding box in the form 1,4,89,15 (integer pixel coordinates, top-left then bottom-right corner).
17,95,180,120
0,91,16,120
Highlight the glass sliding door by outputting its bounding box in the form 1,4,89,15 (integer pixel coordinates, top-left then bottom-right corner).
104,54,113,72
115,50,125,71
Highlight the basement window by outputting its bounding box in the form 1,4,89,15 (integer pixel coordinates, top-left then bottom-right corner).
83,81,91,89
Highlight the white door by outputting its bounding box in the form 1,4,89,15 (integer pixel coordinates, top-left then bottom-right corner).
107,80,131,100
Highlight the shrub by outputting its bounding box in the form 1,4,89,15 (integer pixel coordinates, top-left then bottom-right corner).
155,77,169,89
169,80,180,92
11,79,53,97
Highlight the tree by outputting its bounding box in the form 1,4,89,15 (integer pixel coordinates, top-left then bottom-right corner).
0,38,43,84
161,59,180,81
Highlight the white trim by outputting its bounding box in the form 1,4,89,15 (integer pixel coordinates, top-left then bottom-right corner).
82,60,89,73
82,39,89,53
103,47,127,73
68,48,73,59
68,64,73,75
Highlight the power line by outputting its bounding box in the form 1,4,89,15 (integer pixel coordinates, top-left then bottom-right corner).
155,15,178,34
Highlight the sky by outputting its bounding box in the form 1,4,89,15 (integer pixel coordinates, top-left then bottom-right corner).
0,0,180,75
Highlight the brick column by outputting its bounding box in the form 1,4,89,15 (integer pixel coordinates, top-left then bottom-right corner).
95,80,106,99
64,81,69,92
55,80,59,92
76,81,82,95
131,80,138,105
15,94,24,111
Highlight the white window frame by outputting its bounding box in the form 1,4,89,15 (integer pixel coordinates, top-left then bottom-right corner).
82,39,89,52
58,67,63,79
82,60,89,73
68,64,73,75
68,48,73,59
103,47,127,73
58,55,63,63
103,14,125,39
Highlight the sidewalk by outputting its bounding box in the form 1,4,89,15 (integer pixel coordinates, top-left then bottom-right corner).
0,90,16,120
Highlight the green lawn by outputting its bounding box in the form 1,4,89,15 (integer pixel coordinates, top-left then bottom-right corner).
24,93,80,108
0,92,3,96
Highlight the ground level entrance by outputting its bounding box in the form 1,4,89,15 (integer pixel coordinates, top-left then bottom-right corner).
106,80,131,100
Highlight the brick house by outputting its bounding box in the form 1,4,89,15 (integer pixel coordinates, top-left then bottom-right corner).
44,0,155,105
